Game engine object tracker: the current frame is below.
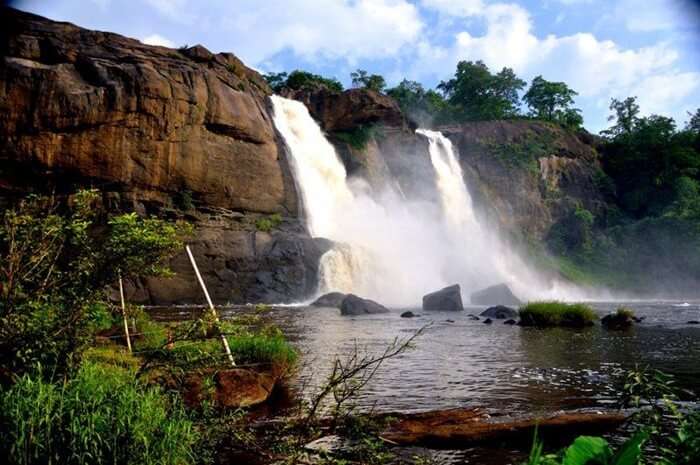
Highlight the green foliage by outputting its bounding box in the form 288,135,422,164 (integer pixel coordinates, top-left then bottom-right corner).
0,361,197,465
519,301,598,328
331,125,376,150
226,330,298,367
255,213,283,232
527,432,647,465
524,75,581,127
603,97,641,138
174,189,194,211
350,69,386,92
0,190,191,376
386,79,449,125
438,60,526,121
263,70,343,93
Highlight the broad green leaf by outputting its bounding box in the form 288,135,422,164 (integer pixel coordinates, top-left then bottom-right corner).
611,431,647,465
563,436,612,465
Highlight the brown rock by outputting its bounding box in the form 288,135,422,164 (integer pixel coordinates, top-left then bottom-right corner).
284,87,407,132
381,408,627,448
215,368,277,408
0,8,292,214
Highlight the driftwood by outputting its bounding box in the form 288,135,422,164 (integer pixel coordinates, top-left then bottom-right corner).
380,408,628,448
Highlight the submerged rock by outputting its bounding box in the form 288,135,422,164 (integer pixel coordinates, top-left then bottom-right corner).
311,292,347,308
601,310,635,330
688,321,700,325
480,305,518,319
504,319,517,325
401,311,417,318
340,294,390,315
470,283,522,306
422,284,464,311
483,318,493,324
468,314,480,321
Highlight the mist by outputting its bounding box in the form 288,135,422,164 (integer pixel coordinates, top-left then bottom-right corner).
271,95,610,307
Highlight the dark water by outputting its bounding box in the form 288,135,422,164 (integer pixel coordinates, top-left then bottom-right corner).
236,301,700,414
154,301,700,464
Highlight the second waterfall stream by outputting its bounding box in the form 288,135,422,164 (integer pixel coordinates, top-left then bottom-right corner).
270,95,590,305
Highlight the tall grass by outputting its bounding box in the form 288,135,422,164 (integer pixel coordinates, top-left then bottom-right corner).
519,301,597,328
0,361,197,465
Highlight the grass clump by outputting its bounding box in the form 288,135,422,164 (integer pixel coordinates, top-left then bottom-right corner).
0,361,197,465
255,213,282,232
519,301,597,328
227,331,298,367
332,125,376,150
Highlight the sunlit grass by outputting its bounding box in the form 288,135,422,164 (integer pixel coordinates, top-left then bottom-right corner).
519,301,597,328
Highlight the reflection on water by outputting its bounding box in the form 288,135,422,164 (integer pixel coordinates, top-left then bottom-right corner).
247,302,700,416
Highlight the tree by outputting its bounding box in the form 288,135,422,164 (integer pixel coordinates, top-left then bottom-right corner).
438,60,526,121
350,68,386,92
523,75,578,122
603,96,641,138
263,69,343,93
386,79,448,125
0,190,192,375
686,108,700,133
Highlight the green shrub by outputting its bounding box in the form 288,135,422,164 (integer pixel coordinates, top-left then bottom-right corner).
0,361,197,465
519,301,597,328
255,213,282,232
0,190,192,376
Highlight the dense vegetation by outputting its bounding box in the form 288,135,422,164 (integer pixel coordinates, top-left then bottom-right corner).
0,190,298,465
549,102,700,292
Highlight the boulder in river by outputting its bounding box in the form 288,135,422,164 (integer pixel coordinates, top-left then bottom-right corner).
601,308,635,330
422,284,464,311
214,369,277,408
480,305,518,319
470,283,522,306
688,320,700,325
401,311,417,318
483,318,493,324
311,292,347,308
340,294,390,316
504,319,517,325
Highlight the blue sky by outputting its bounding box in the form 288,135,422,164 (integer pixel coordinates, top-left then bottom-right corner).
14,0,700,132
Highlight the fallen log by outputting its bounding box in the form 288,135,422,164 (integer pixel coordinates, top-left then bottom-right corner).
380,408,628,448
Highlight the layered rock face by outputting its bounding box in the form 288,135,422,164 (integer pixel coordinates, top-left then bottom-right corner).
0,8,323,304
439,121,605,241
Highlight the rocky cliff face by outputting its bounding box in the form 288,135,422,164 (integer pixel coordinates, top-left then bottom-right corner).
0,8,326,304
439,121,606,242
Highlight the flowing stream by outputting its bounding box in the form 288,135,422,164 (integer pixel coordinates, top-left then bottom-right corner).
271,95,596,305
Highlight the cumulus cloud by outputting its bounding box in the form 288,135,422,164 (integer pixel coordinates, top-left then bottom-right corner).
141,33,175,48
416,0,699,129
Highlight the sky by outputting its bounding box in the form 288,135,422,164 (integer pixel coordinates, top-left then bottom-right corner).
12,0,700,132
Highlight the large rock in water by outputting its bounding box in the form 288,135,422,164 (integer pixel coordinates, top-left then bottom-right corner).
340,294,390,316
311,292,347,308
471,284,522,306
480,305,518,319
423,284,464,311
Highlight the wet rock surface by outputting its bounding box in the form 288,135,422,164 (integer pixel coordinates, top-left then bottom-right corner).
311,292,348,308
470,283,522,306
480,305,518,319
423,284,464,311
340,294,390,315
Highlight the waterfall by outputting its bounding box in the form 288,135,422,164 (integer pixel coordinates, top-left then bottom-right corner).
271,95,597,305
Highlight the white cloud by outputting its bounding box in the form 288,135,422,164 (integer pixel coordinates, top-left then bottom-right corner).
141,34,175,48
415,0,699,128
616,0,696,32
146,0,424,65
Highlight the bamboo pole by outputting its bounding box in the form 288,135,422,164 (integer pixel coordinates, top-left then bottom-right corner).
118,275,132,353
185,245,235,366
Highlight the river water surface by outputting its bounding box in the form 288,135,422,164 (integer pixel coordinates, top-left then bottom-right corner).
154,301,700,464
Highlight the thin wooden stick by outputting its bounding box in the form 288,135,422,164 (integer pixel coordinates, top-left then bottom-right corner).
185,245,236,366
118,275,132,353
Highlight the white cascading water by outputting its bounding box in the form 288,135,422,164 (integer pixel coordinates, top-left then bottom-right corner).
271,95,597,305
